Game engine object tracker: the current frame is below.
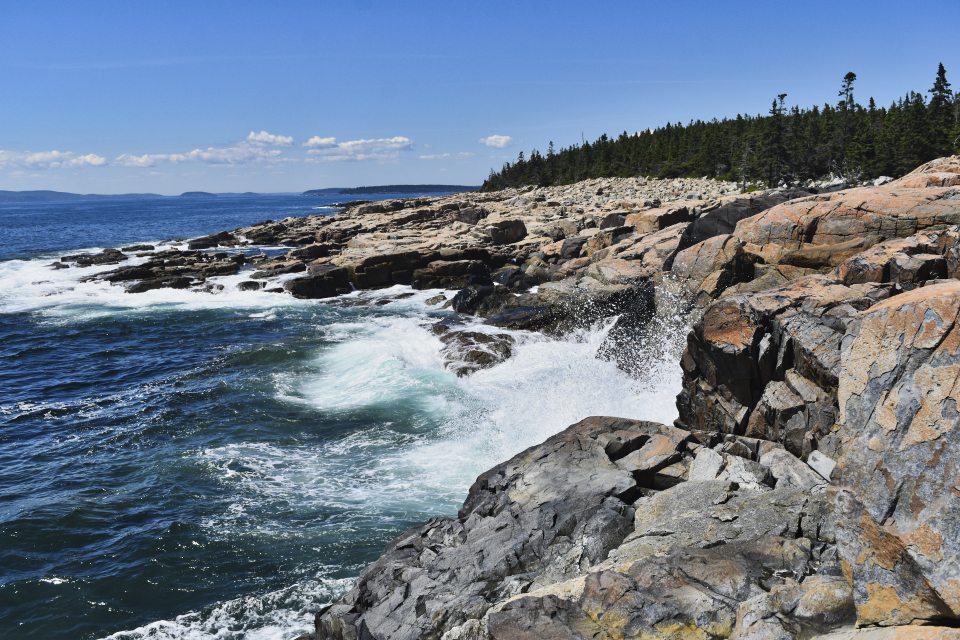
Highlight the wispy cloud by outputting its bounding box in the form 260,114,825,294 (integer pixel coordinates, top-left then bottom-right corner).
115,142,282,168
0,149,107,169
113,129,297,167
419,152,475,160
304,135,414,162
479,134,512,148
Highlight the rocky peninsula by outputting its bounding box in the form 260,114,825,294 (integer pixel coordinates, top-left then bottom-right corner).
57,157,960,639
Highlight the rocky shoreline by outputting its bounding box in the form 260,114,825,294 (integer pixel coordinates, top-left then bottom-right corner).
53,157,960,639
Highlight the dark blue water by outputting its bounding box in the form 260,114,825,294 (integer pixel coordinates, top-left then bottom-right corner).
1,193,386,261
0,194,675,639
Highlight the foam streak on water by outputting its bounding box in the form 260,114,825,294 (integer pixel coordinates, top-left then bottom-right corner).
1,247,684,640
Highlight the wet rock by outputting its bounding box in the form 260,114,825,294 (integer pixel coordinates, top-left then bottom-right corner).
484,305,556,331
438,329,514,376
411,260,491,290
491,266,537,290
287,243,331,261
186,230,237,250
345,251,425,288
450,284,496,314
284,265,351,299
237,280,264,291
125,275,192,293
120,244,155,252
250,261,307,279
61,248,128,266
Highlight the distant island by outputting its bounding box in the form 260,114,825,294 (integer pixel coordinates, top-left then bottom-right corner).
178,191,220,198
302,184,477,196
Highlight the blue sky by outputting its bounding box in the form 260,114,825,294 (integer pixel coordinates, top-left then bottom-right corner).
1,0,958,194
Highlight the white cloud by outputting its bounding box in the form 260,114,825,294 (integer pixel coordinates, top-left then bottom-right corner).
0,149,108,169
304,135,414,162
303,136,337,149
479,134,512,148
247,130,294,146
115,142,282,167
419,152,475,160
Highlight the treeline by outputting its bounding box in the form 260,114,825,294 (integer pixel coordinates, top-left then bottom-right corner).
482,64,960,191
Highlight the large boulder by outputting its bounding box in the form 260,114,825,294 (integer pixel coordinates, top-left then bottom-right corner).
186,230,238,249
484,219,528,245
625,203,695,234
669,233,758,301
677,188,810,250
834,226,959,286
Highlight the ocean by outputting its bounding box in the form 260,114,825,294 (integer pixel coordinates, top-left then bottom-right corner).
0,193,683,639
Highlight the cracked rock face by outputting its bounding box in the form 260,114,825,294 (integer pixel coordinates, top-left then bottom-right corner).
676,274,890,458
315,416,661,640
312,418,855,640
834,281,960,621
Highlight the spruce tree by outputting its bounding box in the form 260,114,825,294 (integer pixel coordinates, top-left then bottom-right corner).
928,63,954,155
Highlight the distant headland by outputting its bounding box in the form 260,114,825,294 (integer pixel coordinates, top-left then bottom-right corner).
302,184,477,196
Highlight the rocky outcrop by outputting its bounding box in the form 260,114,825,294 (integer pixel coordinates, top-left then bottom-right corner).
732,162,960,267
316,158,960,640
313,417,853,640
46,157,960,638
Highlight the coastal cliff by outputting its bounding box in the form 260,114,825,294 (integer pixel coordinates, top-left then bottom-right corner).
57,157,960,639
